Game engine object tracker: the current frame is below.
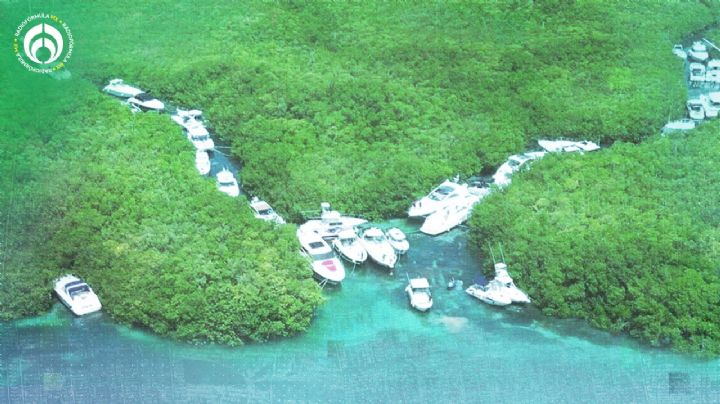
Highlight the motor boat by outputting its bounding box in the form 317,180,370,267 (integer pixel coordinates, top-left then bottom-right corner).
250,197,285,225
466,278,511,306
171,109,204,128
689,62,706,86
216,168,240,197
687,99,706,121
662,119,696,134
185,122,215,151
405,278,433,312
102,79,143,98
358,227,397,269
297,228,346,284
688,41,709,62
702,92,720,118
706,60,720,85
331,229,368,265
301,202,367,240
127,92,165,112
385,228,409,254
492,152,546,187
420,194,479,236
538,139,601,153
408,179,469,218
492,263,531,304
195,150,211,176
53,275,102,316
672,44,687,59
447,277,456,290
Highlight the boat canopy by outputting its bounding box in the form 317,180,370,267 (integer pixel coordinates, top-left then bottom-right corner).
364,227,384,238
474,275,489,286
252,201,272,211
410,278,430,289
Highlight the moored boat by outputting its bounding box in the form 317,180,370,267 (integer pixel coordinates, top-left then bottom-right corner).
406,278,433,312
358,227,397,269
297,228,346,285
250,197,285,225
492,263,531,304
331,229,368,265
216,168,240,197
420,194,479,236
102,79,143,98
127,92,165,112
386,228,409,254
492,152,546,188
195,150,211,176
301,202,367,240
53,275,102,316
538,139,601,153
408,179,469,218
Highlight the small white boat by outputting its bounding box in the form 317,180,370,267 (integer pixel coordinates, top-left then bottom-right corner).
689,62,706,85
662,118,696,134
301,202,367,240
688,41,709,63
405,278,433,312
195,150,211,176
331,229,368,265
706,60,720,84
420,194,479,236
385,228,409,254
127,92,165,112
466,281,511,306
408,179,469,218
297,228,346,284
702,92,720,118
250,197,285,225
672,44,687,59
216,168,240,197
492,263,530,304
171,109,204,128
687,99,706,121
53,275,102,316
185,121,215,151
102,79,143,98
538,139,601,153
358,227,397,269
492,152,546,188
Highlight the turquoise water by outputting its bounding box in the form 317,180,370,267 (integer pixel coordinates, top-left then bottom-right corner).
1,226,718,403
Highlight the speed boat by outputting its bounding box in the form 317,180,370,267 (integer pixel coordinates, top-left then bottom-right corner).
466,277,511,306
102,79,143,98
688,41,709,62
702,92,720,118
706,60,720,85
301,202,367,240
185,122,215,151
127,92,165,112
492,151,546,188
358,227,397,269
53,275,102,316
171,109,204,128
687,99,706,121
420,194,479,236
386,228,409,254
672,44,687,59
689,62,706,86
538,139,601,153
331,229,368,265
662,119,696,134
250,197,285,225
195,150,211,176
406,278,433,312
297,228,345,284
492,263,530,304
216,168,240,197
408,179,469,218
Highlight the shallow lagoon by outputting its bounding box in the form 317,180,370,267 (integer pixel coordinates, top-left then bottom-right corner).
1,226,719,403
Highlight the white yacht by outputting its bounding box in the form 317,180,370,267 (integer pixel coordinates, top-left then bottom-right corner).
687,99,706,121
53,275,102,316
185,121,215,151
127,92,165,112
405,278,433,312
706,60,720,84
385,228,410,254
688,41,709,62
538,139,601,153
195,150,211,176
358,227,397,269
662,119,696,134
250,197,285,225
466,280,512,306
301,202,367,240
492,263,531,304
408,179,469,218
171,109,204,128
689,62,706,85
331,229,368,265
492,151,546,187
216,168,240,197
672,44,687,59
102,79,143,98
702,92,720,118
297,228,346,284
420,194,479,236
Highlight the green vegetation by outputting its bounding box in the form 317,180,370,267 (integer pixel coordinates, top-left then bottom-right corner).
469,125,720,355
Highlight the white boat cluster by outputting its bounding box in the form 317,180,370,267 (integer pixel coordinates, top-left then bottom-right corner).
465,263,530,307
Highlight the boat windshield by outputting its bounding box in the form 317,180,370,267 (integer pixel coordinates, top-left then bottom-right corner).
67,285,90,296
341,237,356,245
192,134,209,141
508,159,521,167
219,180,235,187
311,251,334,260
257,208,273,216
136,93,154,101
429,186,454,201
